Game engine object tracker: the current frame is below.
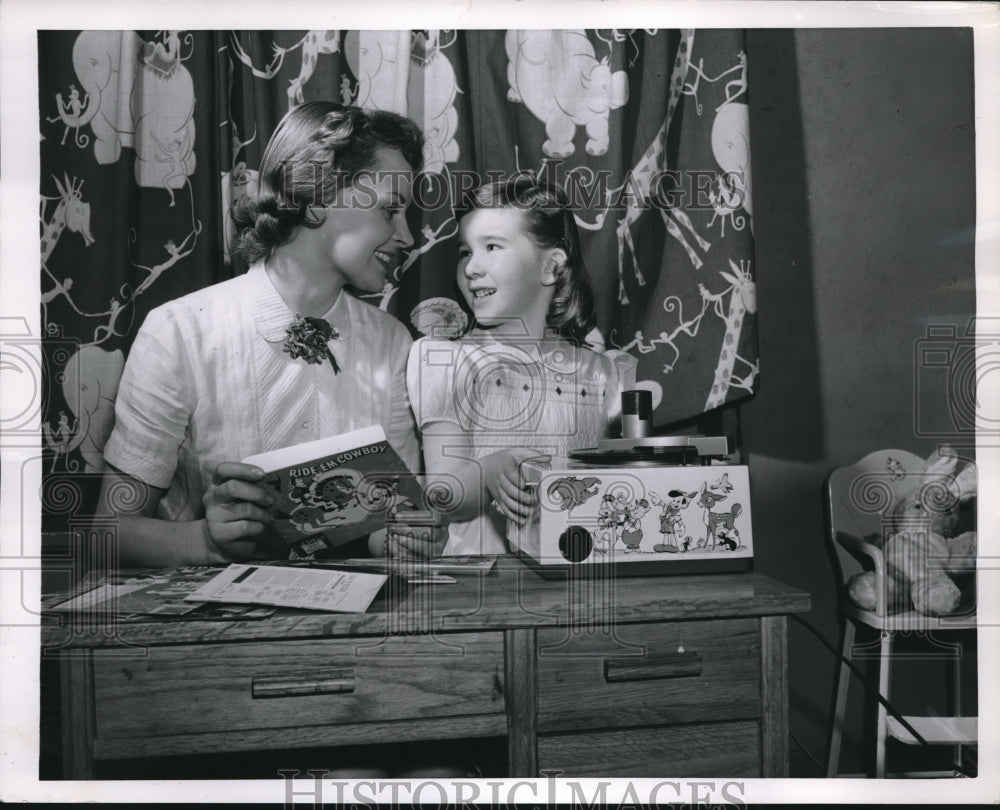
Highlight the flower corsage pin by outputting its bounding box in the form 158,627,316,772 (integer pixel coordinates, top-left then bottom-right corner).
283,314,341,373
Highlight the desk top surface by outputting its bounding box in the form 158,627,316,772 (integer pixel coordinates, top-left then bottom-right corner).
41,557,810,649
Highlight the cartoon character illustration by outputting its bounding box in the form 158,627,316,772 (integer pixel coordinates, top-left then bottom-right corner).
286,469,415,534
595,493,615,552
46,84,90,146
286,475,311,504
715,523,742,551
286,30,343,109
90,296,131,346
54,30,197,188
41,346,124,473
620,498,651,553
132,54,197,197
344,30,411,114
886,456,906,482
49,31,143,164
711,473,733,495
409,295,468,338
597,491,632,552
130,223,201,296
504,30,628,157
601,30,709,303
142,30,183,76
711,99,752,224
547,476,601,511
43,411,78,472
678,47,751,226
407,32,462,174
343,30,461,175
706,173,748,239
340,75,354,105
696,482,743,551
40,174,94,272
150,129,192,206
360,476,416,514
702,259,758,412
650,489,697,553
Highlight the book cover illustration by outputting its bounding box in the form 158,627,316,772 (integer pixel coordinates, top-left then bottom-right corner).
243,425,427,558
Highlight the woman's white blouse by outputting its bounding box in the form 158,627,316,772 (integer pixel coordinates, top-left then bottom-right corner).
104,262,419,525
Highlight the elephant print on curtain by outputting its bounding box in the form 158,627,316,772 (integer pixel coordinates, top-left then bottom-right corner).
505,30,629,158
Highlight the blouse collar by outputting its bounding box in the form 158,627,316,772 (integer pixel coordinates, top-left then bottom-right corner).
246,262,352,343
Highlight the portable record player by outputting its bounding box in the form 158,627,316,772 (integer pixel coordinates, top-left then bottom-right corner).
507,431,754,578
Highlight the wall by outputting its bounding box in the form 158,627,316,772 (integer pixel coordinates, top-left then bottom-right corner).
743,28,976,775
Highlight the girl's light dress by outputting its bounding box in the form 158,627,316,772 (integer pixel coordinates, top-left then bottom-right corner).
407,335,637,555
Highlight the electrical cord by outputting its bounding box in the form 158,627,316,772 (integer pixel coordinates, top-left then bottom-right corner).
789,727,826,775
790,613,975,778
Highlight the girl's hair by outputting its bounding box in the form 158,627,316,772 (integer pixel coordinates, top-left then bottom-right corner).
231,102,424,264
458,175,597,345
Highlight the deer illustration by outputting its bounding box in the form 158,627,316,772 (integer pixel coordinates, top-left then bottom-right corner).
696,482,742,551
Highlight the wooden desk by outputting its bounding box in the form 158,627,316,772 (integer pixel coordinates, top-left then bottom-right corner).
42,559,810,779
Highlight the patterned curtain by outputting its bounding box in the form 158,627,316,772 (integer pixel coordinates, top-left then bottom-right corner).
39,29,756,489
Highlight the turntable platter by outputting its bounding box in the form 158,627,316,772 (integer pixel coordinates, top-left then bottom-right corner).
569,445,700,466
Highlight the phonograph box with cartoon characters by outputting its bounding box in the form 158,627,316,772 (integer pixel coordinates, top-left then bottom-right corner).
508,438,753,576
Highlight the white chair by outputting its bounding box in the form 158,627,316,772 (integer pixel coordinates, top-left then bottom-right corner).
825,449,976,778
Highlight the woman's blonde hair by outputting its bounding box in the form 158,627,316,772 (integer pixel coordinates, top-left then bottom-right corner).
231,102,423,264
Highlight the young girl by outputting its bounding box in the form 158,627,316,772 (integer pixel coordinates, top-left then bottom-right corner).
407,176,636,555
97,102,446,566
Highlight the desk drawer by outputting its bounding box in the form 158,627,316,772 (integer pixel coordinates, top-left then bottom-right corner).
538,720,760,777
536,619,760,733
93,633,504,739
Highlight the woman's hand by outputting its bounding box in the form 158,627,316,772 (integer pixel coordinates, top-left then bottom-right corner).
483,448,549,527
201,461,275,562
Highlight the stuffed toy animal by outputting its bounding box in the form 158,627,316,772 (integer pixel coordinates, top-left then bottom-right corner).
846,446,976,616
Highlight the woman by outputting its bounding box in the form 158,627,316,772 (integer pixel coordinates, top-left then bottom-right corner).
97,102,445,566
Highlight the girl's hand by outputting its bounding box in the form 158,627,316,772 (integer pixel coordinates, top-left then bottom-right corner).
201,461,275,562
383,510,449,559
484,448,549,526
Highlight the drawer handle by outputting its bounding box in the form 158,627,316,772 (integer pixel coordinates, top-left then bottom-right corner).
604,651,703,683
252,668,355,699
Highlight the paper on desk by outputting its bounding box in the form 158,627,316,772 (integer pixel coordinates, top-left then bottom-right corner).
49,582,152,611
184,563,387,613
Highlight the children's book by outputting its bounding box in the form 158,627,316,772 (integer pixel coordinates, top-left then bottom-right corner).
243,425,427,558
